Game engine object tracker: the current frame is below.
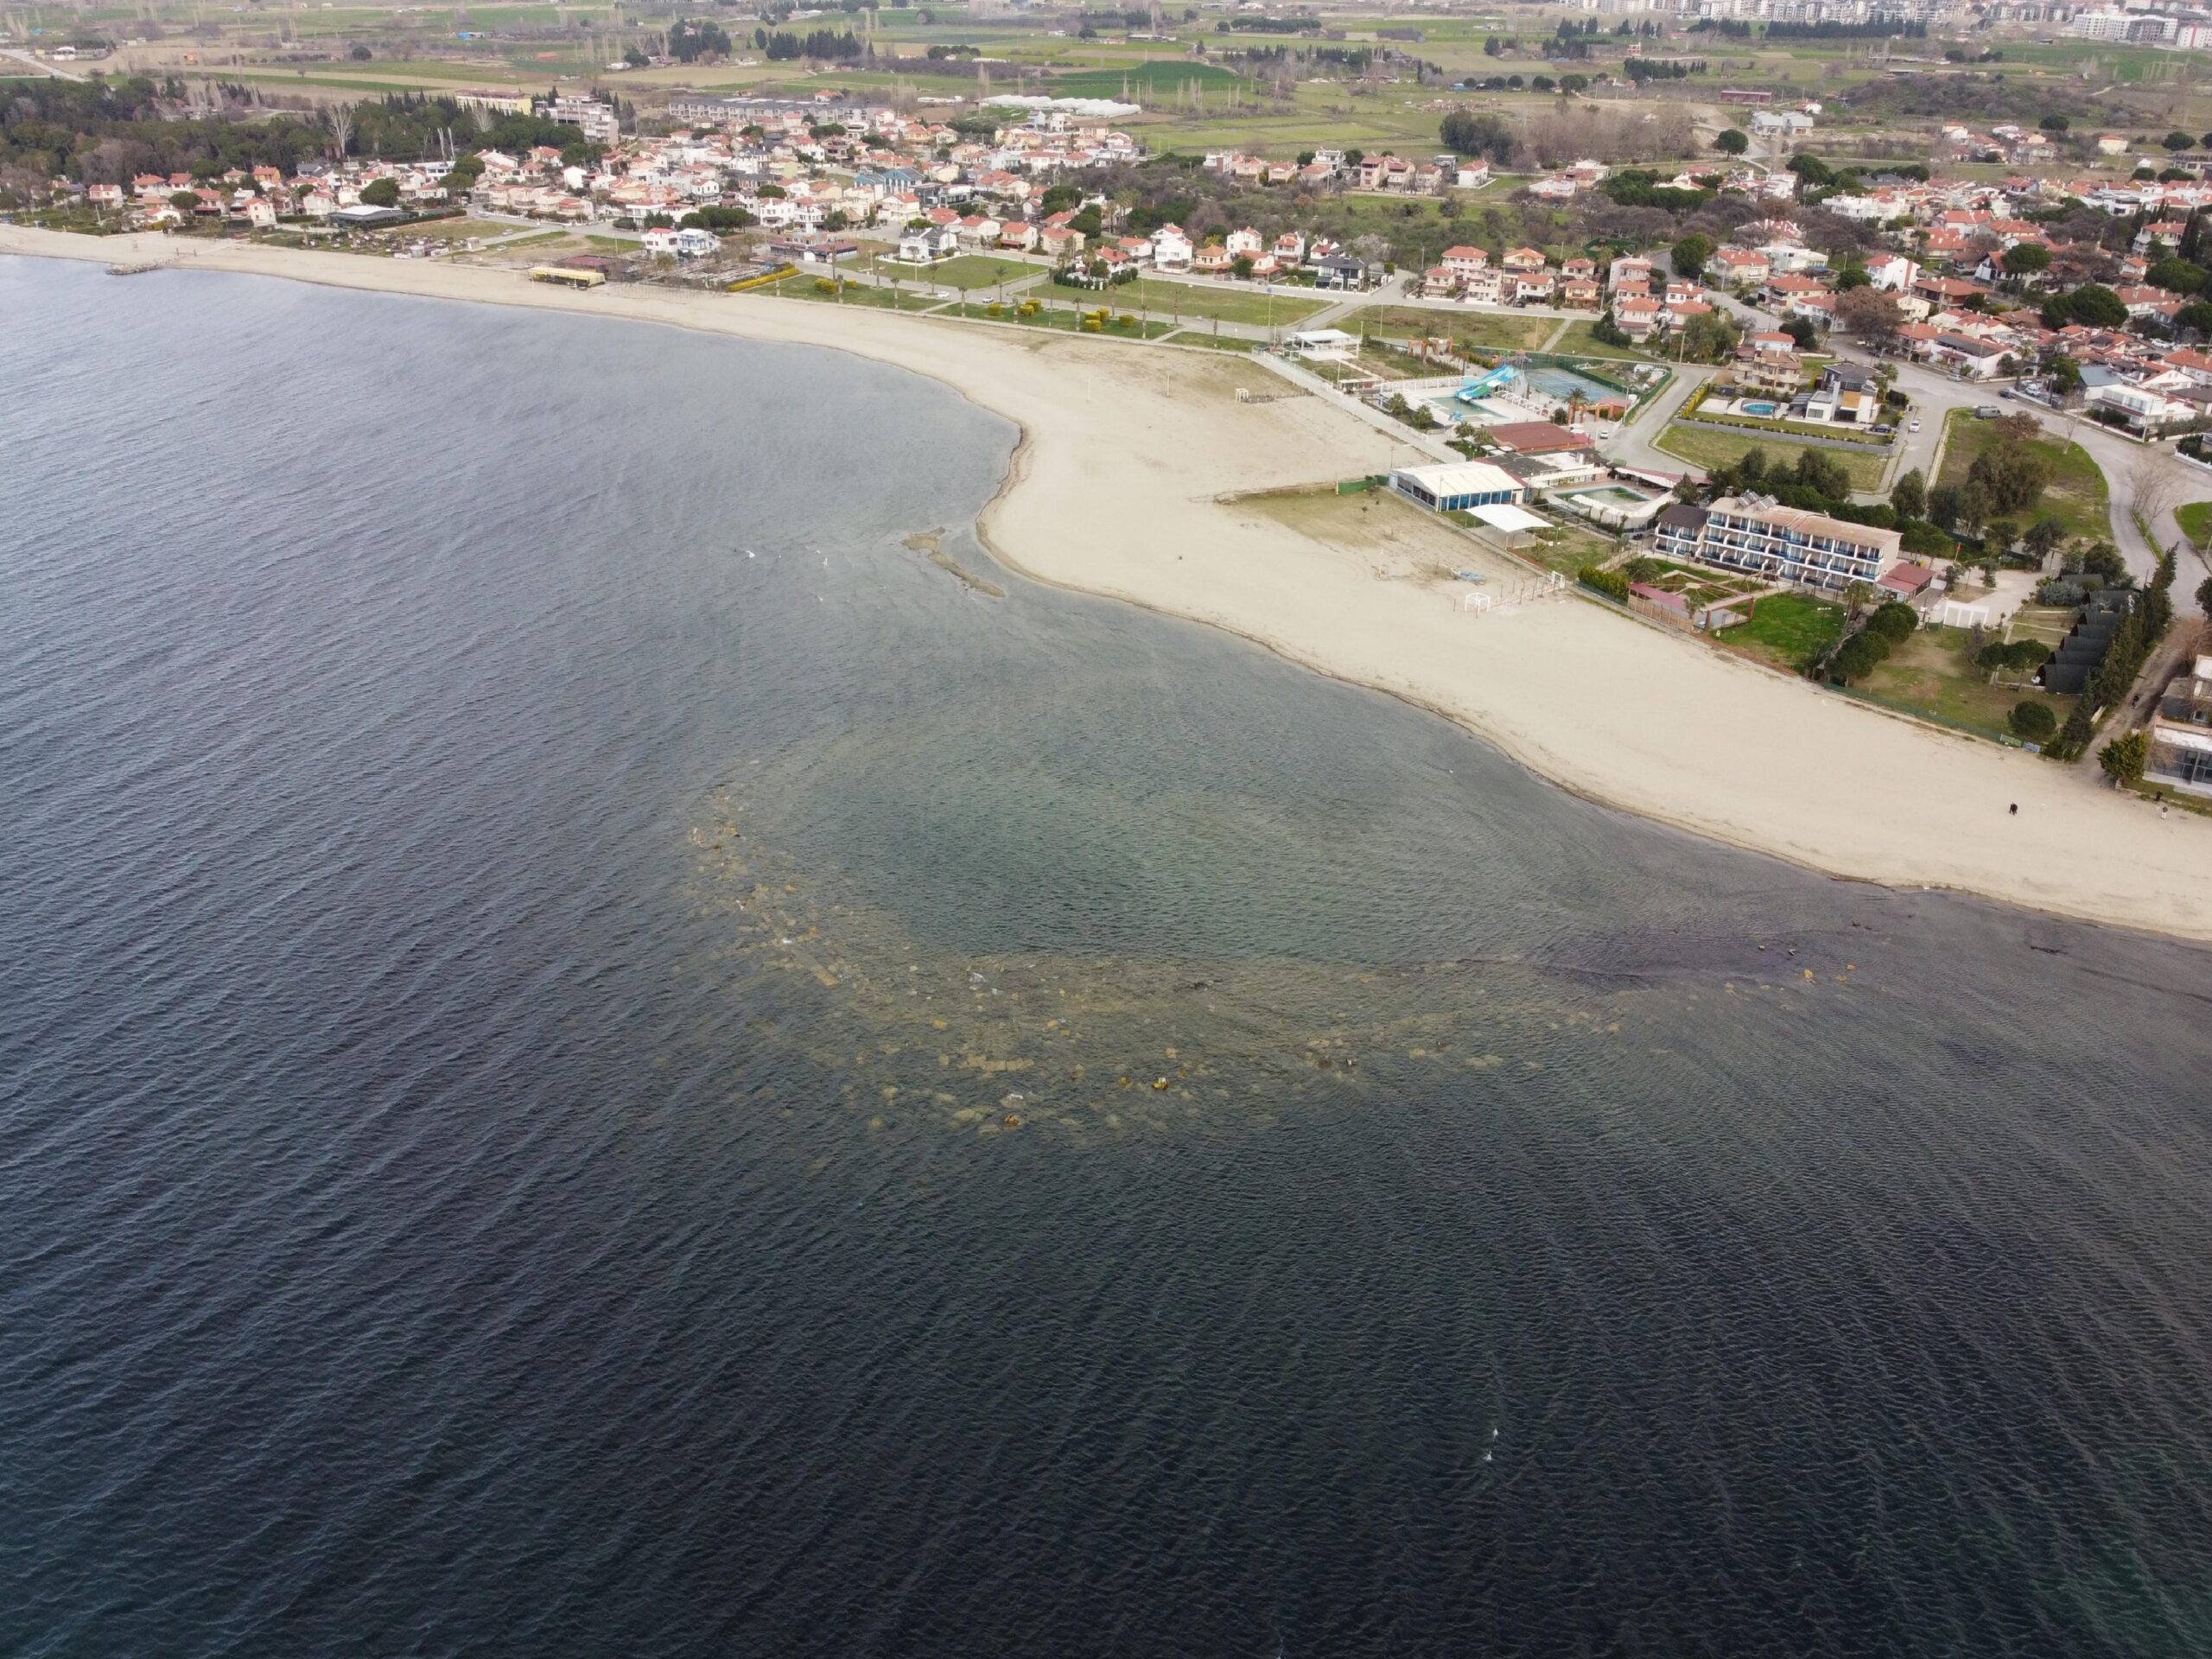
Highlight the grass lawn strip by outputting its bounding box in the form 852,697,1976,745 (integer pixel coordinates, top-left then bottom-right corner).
1115,278,1328,327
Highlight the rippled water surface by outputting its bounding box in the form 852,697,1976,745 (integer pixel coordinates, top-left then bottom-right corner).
5,257,2211,1657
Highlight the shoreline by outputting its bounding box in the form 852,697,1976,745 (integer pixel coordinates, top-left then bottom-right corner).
10,226,2212,946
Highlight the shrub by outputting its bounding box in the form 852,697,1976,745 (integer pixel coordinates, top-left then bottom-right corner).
2009,701,2058,742
1117,314,1137,329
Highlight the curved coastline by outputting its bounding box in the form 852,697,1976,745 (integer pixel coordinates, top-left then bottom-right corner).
7,225,2210,946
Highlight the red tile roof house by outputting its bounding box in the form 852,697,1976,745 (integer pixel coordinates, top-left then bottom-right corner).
1442,245,1489,279
1765,271,1829,305
1707,248,1770,287
1502,246,1548,273
1615,296,1664,340
1485,421,1595,454
1878,563,1938,605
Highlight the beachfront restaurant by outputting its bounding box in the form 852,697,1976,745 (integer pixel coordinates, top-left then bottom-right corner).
1389,461,1526,514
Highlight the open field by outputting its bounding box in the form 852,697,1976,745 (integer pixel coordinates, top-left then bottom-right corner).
1656,423,1891,492
1937,408,2111,544
1548,319,1652,361
1117,278,1328,327
1859,626,2070,737
1714,593,1847,674
1338,307,1557,353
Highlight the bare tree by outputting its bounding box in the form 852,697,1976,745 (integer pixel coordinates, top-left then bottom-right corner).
327,101,354,159
2130,451,2182,539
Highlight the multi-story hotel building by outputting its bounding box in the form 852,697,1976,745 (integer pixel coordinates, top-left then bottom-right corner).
1653,494,1902,592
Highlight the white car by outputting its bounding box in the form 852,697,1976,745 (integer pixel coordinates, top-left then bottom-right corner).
1910,418,1922,432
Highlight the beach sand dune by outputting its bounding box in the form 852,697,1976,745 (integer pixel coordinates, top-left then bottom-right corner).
9,226,2207,944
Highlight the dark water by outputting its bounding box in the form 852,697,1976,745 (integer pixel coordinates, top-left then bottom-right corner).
4,257,2211,1658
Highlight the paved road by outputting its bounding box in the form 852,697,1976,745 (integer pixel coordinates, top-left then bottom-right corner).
1600,365,1719,478
0,48,83,80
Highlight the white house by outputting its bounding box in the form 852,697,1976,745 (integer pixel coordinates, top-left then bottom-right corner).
1149,224,1193,271
1866,253,1917,293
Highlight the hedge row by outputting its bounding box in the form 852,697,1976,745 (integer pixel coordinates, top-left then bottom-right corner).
1580,563,1631,601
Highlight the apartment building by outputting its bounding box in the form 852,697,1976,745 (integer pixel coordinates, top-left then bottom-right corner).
1654,494,1903,592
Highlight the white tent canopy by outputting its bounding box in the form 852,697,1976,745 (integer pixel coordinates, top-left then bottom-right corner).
1468,503,1549,533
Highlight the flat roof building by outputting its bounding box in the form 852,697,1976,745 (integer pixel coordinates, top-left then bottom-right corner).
1655,493,1901,593
1389,461,1526,514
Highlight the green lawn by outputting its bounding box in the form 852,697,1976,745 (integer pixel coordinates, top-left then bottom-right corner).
2175,501,2212,545
1337,307,1557,354
1936,409,2111,544
875,253,1042,293
1117,278,1328,327
1859,626,2070,738
1714,593,1848,673
1656,423,1891,492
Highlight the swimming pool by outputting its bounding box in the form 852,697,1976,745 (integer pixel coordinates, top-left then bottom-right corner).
1741,400,1778,417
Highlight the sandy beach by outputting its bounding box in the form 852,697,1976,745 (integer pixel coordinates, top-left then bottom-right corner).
7,224,2209,942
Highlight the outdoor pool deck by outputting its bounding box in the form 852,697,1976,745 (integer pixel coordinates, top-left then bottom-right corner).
1552,480,1671,531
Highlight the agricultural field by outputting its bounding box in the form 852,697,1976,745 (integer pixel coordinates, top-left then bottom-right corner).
1936,409,2111,545
1656,423,1891,493
1050,61,1248,99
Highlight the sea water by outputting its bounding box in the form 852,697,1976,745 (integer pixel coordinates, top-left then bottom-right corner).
3,257,2209,1657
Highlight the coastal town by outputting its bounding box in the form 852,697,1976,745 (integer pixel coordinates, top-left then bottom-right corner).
8,0,2212,816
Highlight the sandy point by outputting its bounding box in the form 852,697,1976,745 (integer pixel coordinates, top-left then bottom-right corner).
7,224,2209,945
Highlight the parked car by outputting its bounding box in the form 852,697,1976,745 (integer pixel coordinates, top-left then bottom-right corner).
1910,417,1922,432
